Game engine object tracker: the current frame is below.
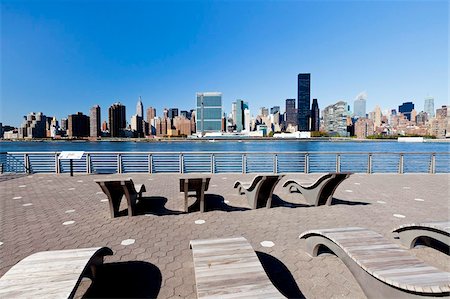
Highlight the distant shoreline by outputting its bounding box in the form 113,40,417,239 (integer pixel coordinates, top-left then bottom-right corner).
1,137,448,143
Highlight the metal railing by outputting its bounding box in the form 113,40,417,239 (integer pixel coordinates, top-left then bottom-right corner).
1,151,449,174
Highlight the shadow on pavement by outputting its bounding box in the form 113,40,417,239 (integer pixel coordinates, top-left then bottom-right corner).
331,198,370,206
271,194,311,208
256,251,306,299
188,194,250,212
138,196,184,216
84,261,162,298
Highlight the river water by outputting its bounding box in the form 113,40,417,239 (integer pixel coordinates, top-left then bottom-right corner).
1,140,449,153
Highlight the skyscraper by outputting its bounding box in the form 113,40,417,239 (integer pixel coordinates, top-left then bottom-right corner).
168,108,179,120
235,99,245,132
310,98,320,131
270,106,280,115
285,99,297,127
353,92,367,118
68,112,90,138
424,97,435,118
89,105,101,137
399,101,415,121
196,92,222,133
136,97,144,118
109,102,126,137
297,73,311,131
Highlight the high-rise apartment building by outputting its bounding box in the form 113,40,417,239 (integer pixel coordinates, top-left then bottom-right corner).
259,107,269,117
109,102,126,137
136,97,144,118
89,105,101,137
322,101,349,136
355,118,374,139
196,92,222,133
131,114,143,136
147,107,156,121
310,98,320,131
60,118,68,131
353,93,367,118
19,112,47,138
374,105,382,128
68,112,90,138
399,101,415,121
424,97,435,118
297,73,311,131
285,99,297,127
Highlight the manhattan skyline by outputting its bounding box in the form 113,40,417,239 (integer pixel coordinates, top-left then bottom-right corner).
1,0,448,126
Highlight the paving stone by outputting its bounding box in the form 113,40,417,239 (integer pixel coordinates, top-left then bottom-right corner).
0,173,449,298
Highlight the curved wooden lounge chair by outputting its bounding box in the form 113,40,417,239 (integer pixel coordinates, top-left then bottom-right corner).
393,221,450,250
95,178,146,217
283,172,351,206
190,237,284,298
233,175,284,209
0,247,113,298
300,227,450,298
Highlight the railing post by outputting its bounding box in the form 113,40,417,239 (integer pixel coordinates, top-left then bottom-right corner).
117,154,122,174
211,154,215,174
55,153,60,174
242,154,247,174
430,153,436,174
180,153,184,174
86,153,90,174
305,153,309,174
399,154,404,174
24,153,30,174
274,154,278,174
368,154,372,174
148,154,152,174
336,154,341,173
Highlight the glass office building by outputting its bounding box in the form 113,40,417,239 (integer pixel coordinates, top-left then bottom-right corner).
297,73,311,131
196,92,223,133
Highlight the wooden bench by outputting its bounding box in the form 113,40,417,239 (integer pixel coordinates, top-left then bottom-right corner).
189,237,284,298
180,177,211,213
95,178,146,218
300,227,450,298
393,221,450,250
0,247,113,298
233,175,284,209
283,172,351,206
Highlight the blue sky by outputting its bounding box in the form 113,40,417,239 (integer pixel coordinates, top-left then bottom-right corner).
1,0,448,126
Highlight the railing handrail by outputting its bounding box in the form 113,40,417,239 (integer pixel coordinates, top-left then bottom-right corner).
4,151,449,155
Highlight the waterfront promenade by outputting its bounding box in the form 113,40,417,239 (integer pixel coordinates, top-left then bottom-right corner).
1,173,449,298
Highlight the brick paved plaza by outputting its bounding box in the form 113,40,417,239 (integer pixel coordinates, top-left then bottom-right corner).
0,173,449,298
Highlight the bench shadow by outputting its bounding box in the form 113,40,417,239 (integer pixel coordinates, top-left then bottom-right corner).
0,173,29,182
84,261,161,298
331,198,370,206
188,194,250,212
137,196,184,216
256,251,306,299
271,194,311,208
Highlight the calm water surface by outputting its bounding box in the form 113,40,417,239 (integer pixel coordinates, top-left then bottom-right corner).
1,140,449,153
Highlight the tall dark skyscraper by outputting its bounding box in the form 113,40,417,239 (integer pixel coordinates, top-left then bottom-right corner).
398,101,415,121
297,73,311,131
168,108,179,120
310,98,320,131
285,99,297,127
109,102,126,137
68,112,90,138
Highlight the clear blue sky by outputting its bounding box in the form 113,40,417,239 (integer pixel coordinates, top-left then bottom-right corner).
1,0,448,127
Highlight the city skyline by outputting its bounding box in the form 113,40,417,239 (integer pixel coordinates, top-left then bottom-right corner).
1,1,448,126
